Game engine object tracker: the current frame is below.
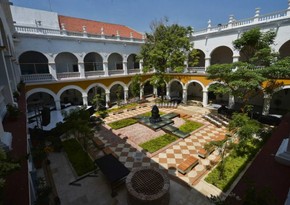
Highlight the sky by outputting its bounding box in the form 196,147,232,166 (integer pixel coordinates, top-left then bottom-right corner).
11,0,288,33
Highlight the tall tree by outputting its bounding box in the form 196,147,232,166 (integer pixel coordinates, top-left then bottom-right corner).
139,18,195,99
129,74,141,99
0,148,20,202
233,27,277,66
207,28,290,111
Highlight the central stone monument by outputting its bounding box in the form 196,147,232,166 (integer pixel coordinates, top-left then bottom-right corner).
149,105,162,123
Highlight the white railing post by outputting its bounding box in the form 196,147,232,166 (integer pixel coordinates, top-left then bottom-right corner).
254,8,260,23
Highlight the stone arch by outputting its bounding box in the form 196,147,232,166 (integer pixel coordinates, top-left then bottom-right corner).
55,52,78,73
26,88,57,100
127,53,139,69
210,46,233,65
143,80,154,97
206,82,229,105
19,51,49,74
109,82,126,104
279,40,290,58
108,53,123,70
185,80,205,102
84,52,103,71
86,83,107,106
168,79,183,99
57,85,84,106
189,49,205,67
56,85,85,99
270,85,290,115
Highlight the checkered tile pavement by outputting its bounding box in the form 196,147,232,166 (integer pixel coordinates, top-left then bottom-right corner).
93,106,226,186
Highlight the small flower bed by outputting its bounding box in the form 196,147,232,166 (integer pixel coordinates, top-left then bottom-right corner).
179,120,203,133
139,134,178,153
108,118,138,129
62,139,95,176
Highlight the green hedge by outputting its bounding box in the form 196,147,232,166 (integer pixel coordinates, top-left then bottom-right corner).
179,120,203,133
139,134,178,153
205,137,266,191
62,139,95,176
108,118,138,129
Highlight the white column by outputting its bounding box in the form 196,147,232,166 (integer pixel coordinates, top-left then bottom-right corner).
55,99,61,110
82,93,88,106
139,60,143,74
262,94,272,115
228,95,235,109
205,57,211,70
166,85,170,99
233,56,239,63
123,61,128,75
105,91,110,108
287,0,290,16
140,87,144,100
182,88,187,104
202,90,208,107
153,87,158,97
48,63,57,80
78,62,85,78
103,62,109,76
124,88,128,104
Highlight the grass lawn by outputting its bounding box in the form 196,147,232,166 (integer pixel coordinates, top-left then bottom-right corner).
139,134,179,153
137,111,165,118
108,118,138,129
205,136,268,191
62,138,95,176
179,120,203,133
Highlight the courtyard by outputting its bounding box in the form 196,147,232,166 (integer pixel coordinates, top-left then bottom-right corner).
45,102,227,204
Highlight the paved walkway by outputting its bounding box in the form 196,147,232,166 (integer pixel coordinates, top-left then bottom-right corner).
49,152,212,205
97,104,226,193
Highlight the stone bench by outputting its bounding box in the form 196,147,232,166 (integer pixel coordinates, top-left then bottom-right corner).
92,137,105,149
197,147,215,159
102,147,118,158
177,156,199,175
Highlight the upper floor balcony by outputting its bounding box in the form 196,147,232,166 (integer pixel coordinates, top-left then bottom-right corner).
14,25,145,44
193,6,290,36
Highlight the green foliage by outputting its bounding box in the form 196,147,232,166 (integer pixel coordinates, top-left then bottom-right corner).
205,137,266,191
34,177,52,205
139,19,193,73
178,120,203,133
233,27,277,66
139,134,178,153
63,108,95,150
129,74,141,98
108,118,138,129
6,104,21,118
0,148,20,190
91,92,106,111
207,63,265,107
62,139,95,176
229,113,261,140
188,49,201,67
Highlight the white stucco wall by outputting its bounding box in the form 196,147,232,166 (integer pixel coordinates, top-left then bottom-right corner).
11,6,59,29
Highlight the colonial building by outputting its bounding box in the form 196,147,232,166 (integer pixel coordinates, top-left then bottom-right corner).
1,0,290,204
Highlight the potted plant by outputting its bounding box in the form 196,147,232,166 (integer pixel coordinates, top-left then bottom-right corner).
34,177,52,205
31,145,47,169
6,104,21,120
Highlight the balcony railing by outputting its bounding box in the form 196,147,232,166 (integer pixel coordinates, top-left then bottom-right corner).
85,71,105,77
56,72,80,79
21,73,53,83
187,67,206,73
128,69,141,74
15,25,145,43
193,9,289,36
108,70,124,75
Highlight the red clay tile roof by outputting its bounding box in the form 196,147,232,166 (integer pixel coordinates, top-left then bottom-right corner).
58,15,143,39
